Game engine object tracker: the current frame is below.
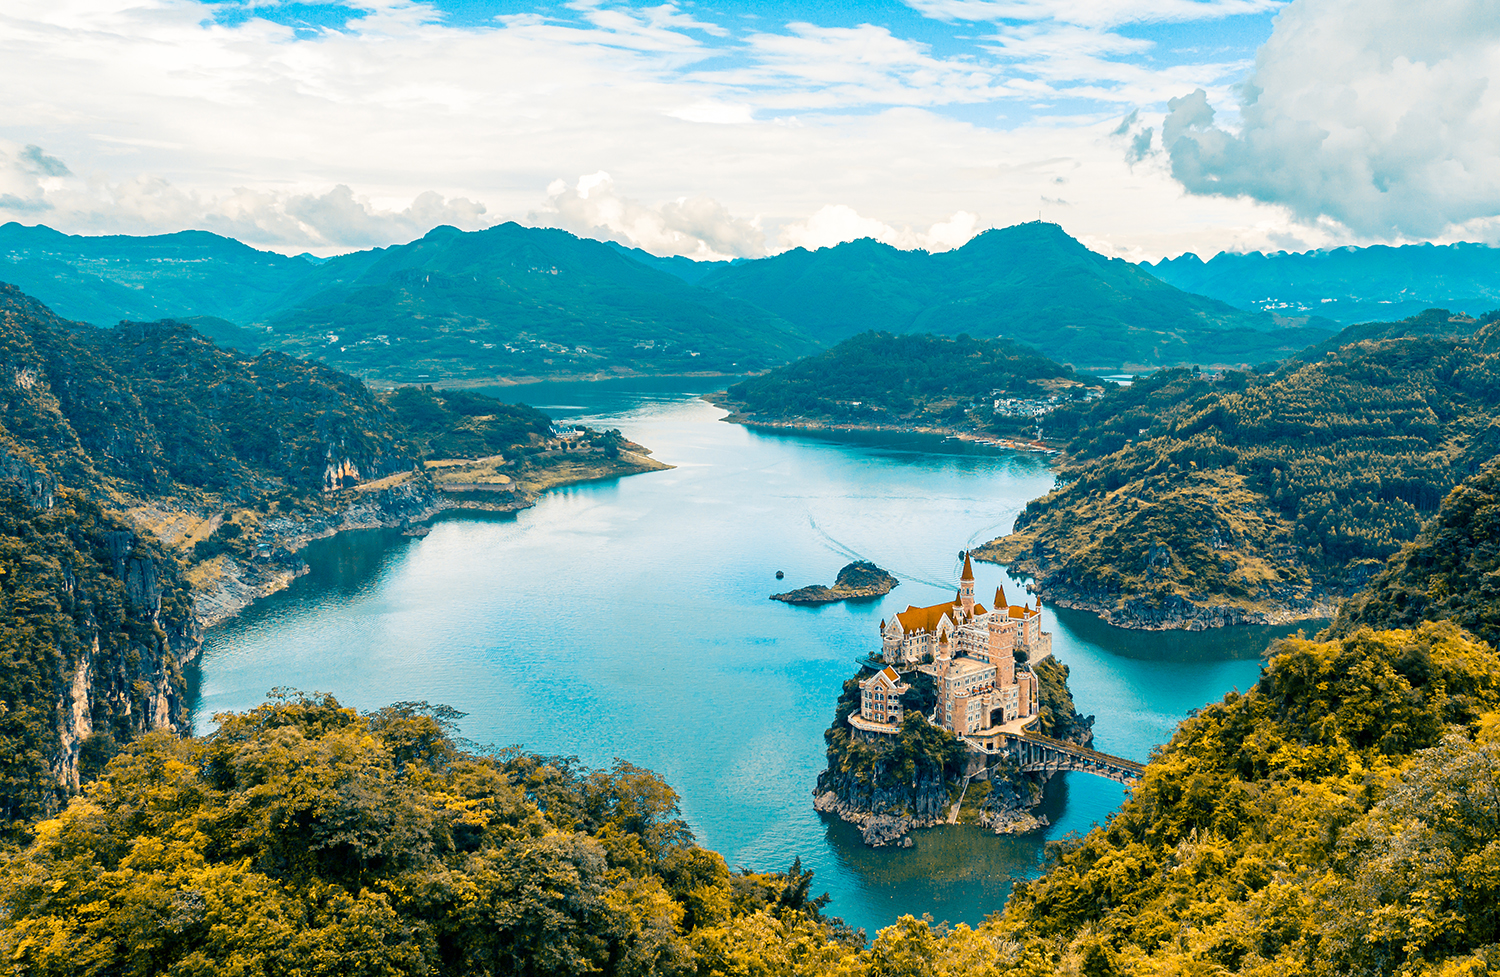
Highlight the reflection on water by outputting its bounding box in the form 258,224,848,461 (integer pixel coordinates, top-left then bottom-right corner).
1053,607,1321,663
191,382,1301,935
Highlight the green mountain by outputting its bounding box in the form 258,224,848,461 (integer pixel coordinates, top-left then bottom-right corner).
1297,306,1495,360
261,223,813,382
719,330,1097,435
1147,240,1500,326
5,220,1349,380
0,222,315,344
697,222,1334,370
977,310,1500,627
0,222,815,382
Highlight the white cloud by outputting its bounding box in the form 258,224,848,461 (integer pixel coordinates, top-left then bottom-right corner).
0,0,1427,261
1160,0,1500,238
778,205,982,252
0,140,488,248
532,171,766,258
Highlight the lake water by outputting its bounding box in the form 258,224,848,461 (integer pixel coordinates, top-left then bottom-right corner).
190,378,1311,935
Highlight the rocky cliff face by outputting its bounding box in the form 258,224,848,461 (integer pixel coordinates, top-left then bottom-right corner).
813,761,950,847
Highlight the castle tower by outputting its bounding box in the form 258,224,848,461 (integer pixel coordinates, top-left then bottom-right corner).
959,554,975,615
994,585,1007,610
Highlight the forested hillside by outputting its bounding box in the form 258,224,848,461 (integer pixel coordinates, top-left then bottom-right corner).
0,283,635,832
1328,459,1500,645
718,331,1099,435
978,310,1500,628
262,223,813,382
0,222,317,331
4,220,1338,382
0,695,861,975
700,223,1333,369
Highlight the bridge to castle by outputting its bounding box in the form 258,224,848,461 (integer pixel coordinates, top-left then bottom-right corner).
971,730,1145,786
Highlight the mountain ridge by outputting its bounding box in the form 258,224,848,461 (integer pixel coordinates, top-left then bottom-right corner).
698,222,1335,369
4,219,1338,380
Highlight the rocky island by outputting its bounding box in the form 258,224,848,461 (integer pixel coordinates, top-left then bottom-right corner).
771,560,899,604
813,560,1123,848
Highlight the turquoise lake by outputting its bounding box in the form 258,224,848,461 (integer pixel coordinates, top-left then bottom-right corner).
189,378,1312,936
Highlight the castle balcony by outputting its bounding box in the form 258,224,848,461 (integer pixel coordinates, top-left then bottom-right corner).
848,712,902,736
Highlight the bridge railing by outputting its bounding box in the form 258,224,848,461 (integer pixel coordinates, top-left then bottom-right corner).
1017,732,1145,775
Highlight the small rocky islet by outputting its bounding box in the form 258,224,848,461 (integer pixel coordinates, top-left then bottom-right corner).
770,560,900,604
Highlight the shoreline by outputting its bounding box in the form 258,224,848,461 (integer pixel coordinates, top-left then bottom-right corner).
705,396,1062,454
153,448,671,639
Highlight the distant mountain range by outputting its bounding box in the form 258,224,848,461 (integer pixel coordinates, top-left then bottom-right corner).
30,219,1500,380
1146,241,1500,326
695,223,1329,370
0,221,809,382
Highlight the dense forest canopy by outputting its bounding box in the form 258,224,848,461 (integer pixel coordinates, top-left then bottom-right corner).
1328,458,1500,646
6,626,1498,975
0,694,859,976
981,310,1500,623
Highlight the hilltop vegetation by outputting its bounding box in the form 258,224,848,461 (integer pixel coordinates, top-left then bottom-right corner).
1328,459,1500,645
979,311,1500,627
720,331,1098,436
10,620,1497,974
701,223,1333,369
0,694,859,975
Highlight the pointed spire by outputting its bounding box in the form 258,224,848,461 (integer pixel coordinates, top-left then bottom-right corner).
995,584,1007,608
961,554,975,581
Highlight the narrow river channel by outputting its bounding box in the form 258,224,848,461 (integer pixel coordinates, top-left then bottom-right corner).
190,378,1310,935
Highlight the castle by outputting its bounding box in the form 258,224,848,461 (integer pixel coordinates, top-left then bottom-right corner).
850,556,1052,749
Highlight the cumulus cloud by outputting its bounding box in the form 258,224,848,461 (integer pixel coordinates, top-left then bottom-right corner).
532,172,766,259
778,205,982,252
0,141,488,250
1160,0,1500,238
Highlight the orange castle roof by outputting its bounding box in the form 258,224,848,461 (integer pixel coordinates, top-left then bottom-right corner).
961,554,975,581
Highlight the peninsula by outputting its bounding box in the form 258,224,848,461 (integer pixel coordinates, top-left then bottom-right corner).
976,308,1500,630
771,560,898,604
714,331,1101,444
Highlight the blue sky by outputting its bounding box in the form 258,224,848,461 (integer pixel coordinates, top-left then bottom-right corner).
0,0,1495,257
